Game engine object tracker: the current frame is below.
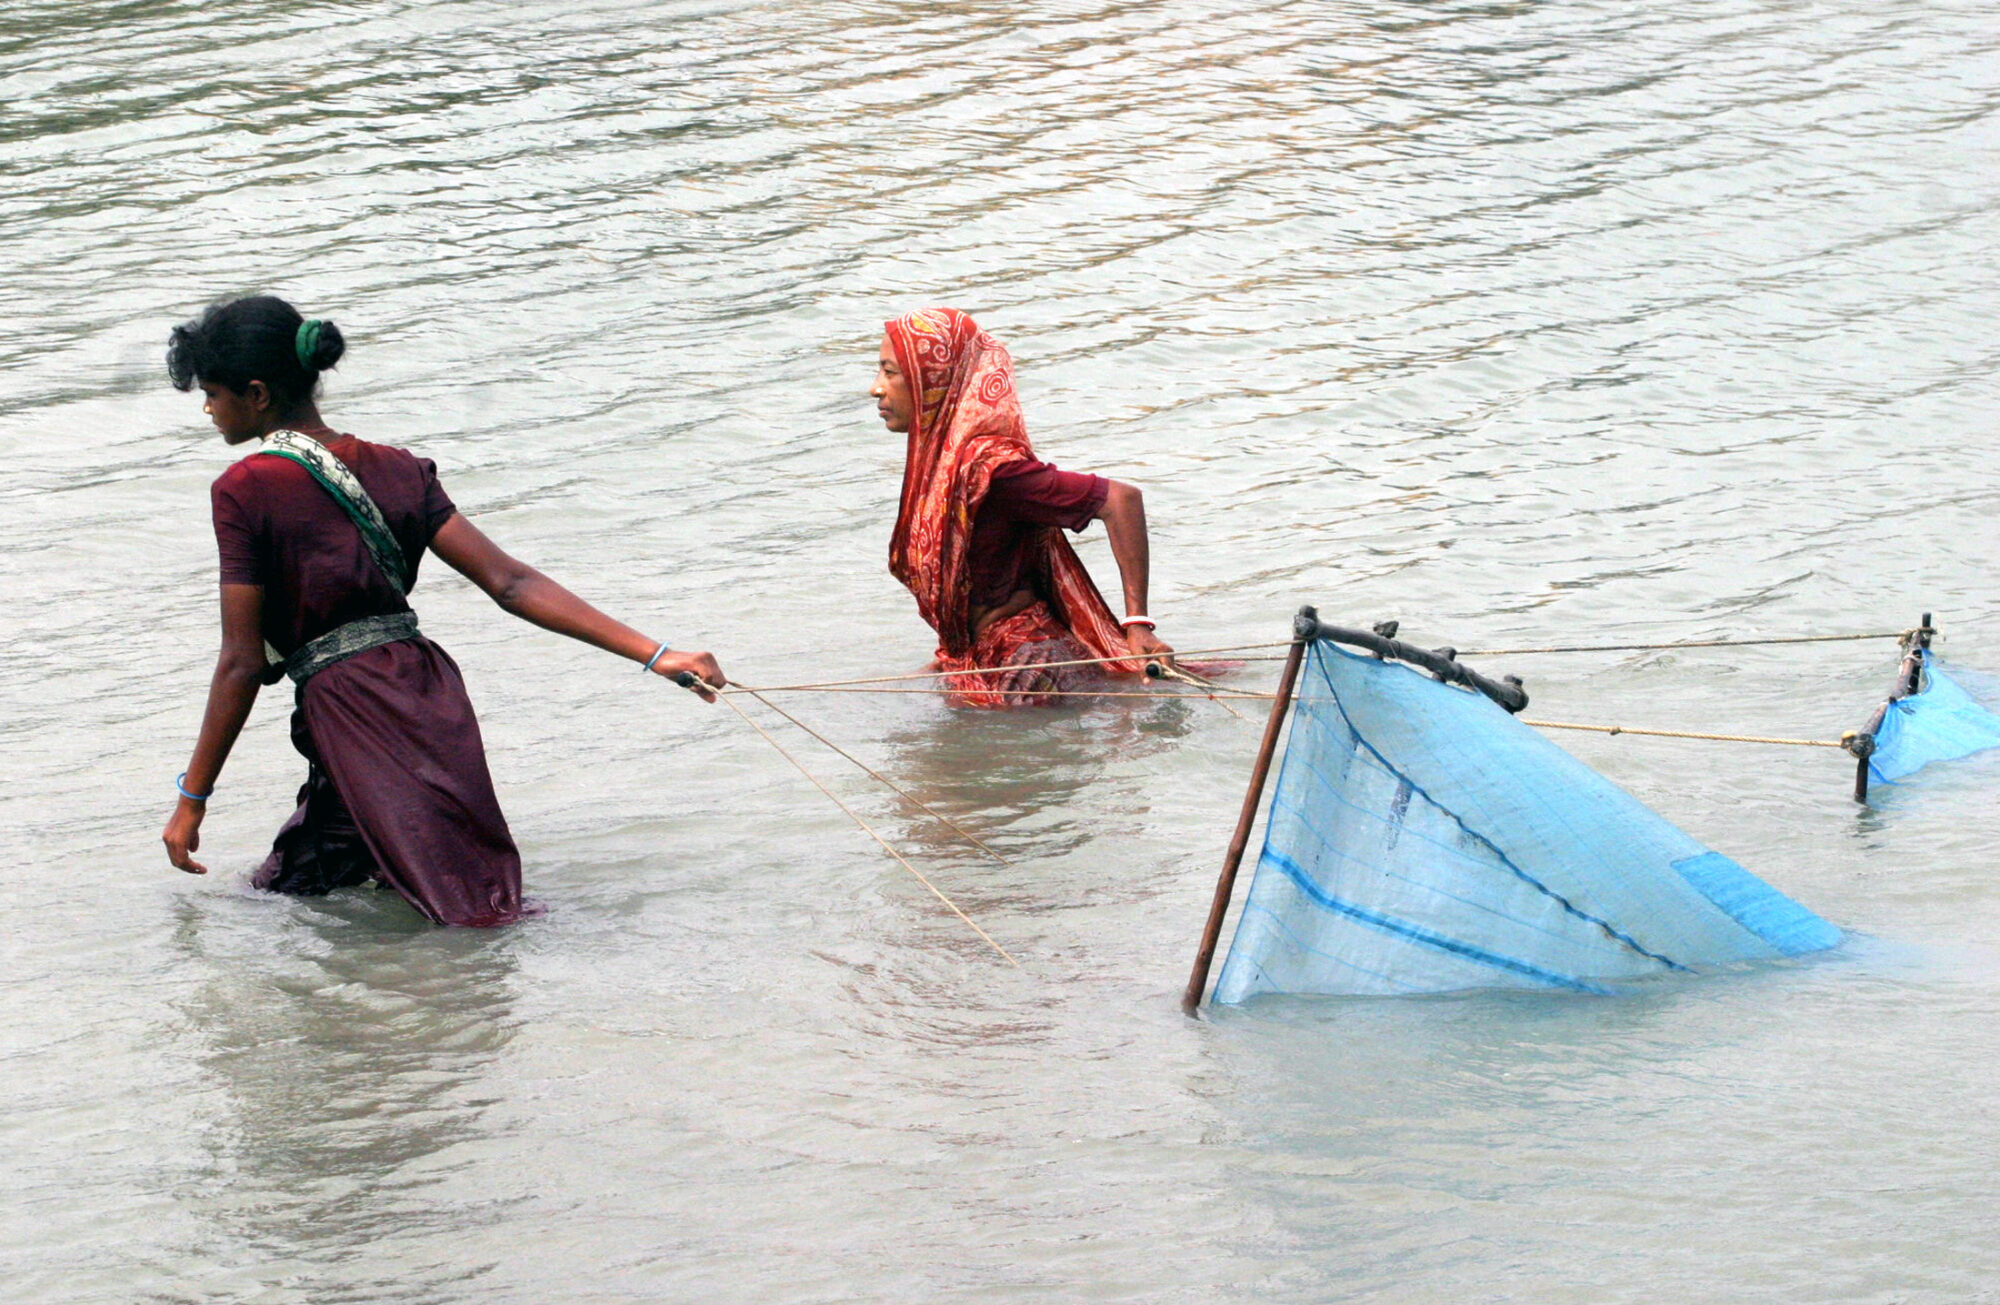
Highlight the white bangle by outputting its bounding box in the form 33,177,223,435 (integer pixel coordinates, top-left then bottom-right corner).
1119,616,1155,629
642,643,672,672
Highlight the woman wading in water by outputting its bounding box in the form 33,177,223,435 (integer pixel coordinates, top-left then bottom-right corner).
872,307,1174,707
161,294,723,925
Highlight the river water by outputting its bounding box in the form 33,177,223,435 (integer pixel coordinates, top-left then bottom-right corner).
5,0,1999,1300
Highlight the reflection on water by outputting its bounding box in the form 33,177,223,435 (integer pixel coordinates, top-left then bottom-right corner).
877,692,1201,853
813,692,1205,1050
168,896,521,1296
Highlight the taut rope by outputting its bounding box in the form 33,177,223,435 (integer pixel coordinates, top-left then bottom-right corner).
1517,719,1847,748
710,689,1021,967
722,684,1277,700
731,684,1012,865
1148,662,1253,722
1112,630,1913,665
742,640,1293,693
732,629,1910,695
1462,631,1908,656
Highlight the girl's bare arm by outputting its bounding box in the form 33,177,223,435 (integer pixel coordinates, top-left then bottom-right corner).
428,512,724,695
163,583,266,873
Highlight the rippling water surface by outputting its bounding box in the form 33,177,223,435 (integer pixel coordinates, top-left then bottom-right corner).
6,1,2000,1300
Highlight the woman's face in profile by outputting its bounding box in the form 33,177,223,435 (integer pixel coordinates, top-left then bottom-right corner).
871,334,913,434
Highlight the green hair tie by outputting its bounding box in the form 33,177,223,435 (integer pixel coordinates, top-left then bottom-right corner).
294,318,323,370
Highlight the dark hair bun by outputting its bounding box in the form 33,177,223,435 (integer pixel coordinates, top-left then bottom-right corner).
306,319,345,373
165,294,348,414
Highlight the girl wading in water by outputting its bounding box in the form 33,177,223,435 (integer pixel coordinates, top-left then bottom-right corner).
872,307,1174,707
161,295,724,926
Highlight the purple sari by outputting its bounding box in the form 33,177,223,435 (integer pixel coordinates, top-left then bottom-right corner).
213,433,527,926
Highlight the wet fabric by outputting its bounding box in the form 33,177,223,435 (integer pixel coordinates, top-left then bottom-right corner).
1213,641,1840,1002
256,760,378,899
257,428,413,594
255,639,526,926
1868,650,2000,786
937,601,1105,708
966,459,1110,612
884,307,1139,684
215,431,526,927
212,433,453,656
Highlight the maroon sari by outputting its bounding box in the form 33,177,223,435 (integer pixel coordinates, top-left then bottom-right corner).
212,434,527,926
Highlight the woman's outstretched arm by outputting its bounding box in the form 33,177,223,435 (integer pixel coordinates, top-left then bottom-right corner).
163,583,267,874
1096,481,1174,663
428,512,725,697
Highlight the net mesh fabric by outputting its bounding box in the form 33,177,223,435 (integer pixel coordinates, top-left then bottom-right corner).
1212,642,1840,1003
1868,650,2000,786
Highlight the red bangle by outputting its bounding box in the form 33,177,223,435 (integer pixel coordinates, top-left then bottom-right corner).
1120,616,1156,629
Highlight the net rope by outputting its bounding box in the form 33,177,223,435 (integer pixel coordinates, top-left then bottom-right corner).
736,629,1910,693
710,690,1020,967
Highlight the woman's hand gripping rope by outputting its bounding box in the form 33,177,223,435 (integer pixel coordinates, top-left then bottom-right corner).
1124,623,1175,667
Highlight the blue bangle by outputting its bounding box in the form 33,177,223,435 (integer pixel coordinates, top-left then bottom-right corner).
642,643,672,673
176,772,212,803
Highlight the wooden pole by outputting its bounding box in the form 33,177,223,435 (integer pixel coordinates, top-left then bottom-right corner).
1852,613,1936,804
1181,622,1309,1014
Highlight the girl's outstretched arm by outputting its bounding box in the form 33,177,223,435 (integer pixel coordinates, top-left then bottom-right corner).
163,583,267,874
428,512,725,697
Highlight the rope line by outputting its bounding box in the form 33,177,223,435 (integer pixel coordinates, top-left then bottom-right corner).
697,625,1900,787
1518,718,1846,748
743,640,1294,693
1147,685,1845,749
726,684,1279,700
1462,631,1907,656
735,629,1906,695
718,681,1851,747
711,690,1021,967
1150,663,1254,722
1125,631,1908,663
732,685,1012,865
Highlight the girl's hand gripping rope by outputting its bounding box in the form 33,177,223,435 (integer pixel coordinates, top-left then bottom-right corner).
675,673,722,694
650,651,725,701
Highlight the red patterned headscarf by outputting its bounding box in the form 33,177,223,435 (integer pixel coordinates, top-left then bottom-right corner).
884,307,1134,667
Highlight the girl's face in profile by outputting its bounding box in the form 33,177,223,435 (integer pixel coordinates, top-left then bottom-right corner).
199,379,270,444
870,335,913,434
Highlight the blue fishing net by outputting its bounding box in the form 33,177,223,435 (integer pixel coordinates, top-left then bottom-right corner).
1212,641,1840,1002
1868,650,2000,786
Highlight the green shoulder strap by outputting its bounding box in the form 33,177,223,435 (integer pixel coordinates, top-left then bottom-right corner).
256,429,411,595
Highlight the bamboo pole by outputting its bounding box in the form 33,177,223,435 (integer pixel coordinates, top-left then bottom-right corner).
1181,614,1311,1014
